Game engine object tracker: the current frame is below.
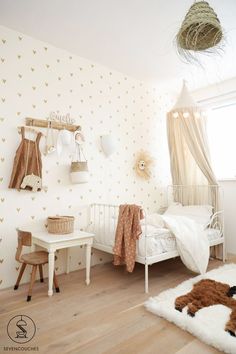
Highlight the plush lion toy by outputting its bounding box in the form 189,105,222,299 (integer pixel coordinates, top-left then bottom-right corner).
175,279,236,336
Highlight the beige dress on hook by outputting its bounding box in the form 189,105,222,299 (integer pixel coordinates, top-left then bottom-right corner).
9,127,42,190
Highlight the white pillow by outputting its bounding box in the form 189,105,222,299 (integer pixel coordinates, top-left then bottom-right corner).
140,213,165,228
164,203,213,230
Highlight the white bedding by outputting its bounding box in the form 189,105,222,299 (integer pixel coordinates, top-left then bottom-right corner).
93,221,222,259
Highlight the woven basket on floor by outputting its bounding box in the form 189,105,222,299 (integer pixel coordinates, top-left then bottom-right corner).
46,216,75,234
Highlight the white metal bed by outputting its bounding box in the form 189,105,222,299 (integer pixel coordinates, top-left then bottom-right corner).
87,185,225,293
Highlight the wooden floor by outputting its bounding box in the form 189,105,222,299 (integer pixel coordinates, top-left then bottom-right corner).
0,257,228,354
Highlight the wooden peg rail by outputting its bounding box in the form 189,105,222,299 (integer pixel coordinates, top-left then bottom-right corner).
25,117,81,132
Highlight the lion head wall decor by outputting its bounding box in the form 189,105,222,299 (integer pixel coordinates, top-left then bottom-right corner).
134,151,154,180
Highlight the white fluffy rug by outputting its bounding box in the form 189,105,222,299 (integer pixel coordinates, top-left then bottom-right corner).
145,264,236,354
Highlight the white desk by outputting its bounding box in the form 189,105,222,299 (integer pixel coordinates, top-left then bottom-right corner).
29,229,95,296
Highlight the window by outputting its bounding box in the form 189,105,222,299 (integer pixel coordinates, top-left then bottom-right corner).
207,102,236,180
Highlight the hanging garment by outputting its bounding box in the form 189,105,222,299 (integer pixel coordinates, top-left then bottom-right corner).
9,127,42,191
113,204,144,272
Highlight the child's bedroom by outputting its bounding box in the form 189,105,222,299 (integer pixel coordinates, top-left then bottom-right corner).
0,0,236,353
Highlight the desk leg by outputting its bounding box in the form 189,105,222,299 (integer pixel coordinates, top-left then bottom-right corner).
86,244,91,285
66,248,70,274
48,251,55,296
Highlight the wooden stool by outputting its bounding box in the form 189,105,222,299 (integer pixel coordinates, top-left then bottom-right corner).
14,229,60,301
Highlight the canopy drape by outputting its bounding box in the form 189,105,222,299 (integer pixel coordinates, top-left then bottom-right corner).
167,92,219,211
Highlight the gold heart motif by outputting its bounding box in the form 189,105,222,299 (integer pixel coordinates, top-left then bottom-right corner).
55,267,59,271
17,93,22,97
69,189,72,192
33,50,36,54
31,197,35,201
32,86,36,90
78,262,81,266
18,36,22,41
15,267,19,271
57,93,61,97
16,208,20,212
18,74,22,78
46,64,50,68
46,170,49,174
57,59,60,63
69,56,72,59
1,58,5,62
44,47,48,51
0,280,2,284
58,77,61,81
0,238,2,242
70,73,73,77
2,39,6,44
17,112,21,116
1,98,5,102
44,99,47,103
45,82,48,86
1,198,4,202
31,216,35,220
56,162,59,166
56,197,60,200
2,79,6,84
42,207,46,211
1,158,5,162
68,205,72,209
0,259,3,263
32,104,36,108
2,138,5,142
57,179,61,183
17,55,21,59
31,67,35,72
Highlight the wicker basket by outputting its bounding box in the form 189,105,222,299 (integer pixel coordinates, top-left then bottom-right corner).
46,216,74,234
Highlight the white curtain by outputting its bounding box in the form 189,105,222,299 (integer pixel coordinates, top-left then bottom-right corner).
167,108,219,210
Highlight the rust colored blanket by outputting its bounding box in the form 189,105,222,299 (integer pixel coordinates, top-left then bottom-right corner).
113,204,144,272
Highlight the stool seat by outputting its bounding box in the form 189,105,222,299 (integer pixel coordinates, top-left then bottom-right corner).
21,251,48,265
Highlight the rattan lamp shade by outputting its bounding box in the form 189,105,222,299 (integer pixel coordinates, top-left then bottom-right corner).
176,1,224,62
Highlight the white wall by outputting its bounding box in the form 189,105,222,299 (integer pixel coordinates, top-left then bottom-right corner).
219,181,236,254
0,26,172,289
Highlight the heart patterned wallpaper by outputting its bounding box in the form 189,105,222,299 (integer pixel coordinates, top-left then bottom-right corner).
0,25,172,289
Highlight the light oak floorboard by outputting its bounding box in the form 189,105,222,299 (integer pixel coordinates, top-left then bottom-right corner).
1,256,233,354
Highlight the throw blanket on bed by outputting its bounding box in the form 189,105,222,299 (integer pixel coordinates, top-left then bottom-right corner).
161,215,209,274
113,204,144,272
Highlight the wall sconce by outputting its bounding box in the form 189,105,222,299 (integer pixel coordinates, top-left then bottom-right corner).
100,134,117,157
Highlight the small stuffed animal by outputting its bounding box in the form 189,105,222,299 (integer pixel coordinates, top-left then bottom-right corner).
175,279,236,336
20,173,42,192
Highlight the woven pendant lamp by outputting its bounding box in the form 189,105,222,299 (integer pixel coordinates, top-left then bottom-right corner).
176,0,224,62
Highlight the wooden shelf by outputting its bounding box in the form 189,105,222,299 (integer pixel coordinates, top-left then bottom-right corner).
25,117,81,132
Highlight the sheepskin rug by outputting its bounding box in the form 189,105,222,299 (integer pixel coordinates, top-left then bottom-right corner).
145,264,236,354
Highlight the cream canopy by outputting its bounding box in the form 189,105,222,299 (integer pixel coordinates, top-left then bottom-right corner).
167,81,218,210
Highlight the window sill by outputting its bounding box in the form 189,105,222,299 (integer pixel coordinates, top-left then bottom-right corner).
218,178,236,182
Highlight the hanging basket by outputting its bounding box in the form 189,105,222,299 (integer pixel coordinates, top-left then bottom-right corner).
70,161,89,184
176,1,224,61
70,139,89,184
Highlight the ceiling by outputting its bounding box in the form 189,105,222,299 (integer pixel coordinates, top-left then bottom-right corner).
1,0,236,89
